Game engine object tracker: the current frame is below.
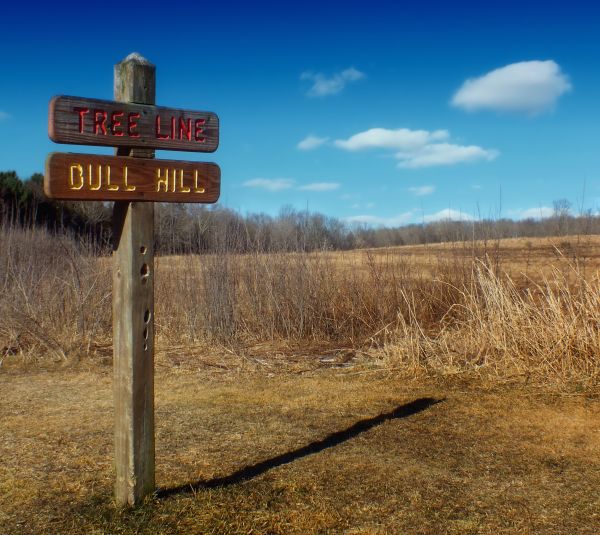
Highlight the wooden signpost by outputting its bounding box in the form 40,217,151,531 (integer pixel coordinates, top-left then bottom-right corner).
45,53,220,506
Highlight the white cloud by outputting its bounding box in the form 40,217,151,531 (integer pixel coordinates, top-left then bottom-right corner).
451,60,571,115
350,202,375,209
517,206,554,219
301,67,365,97
298,182,340,192
345,212,413,227
423,209,474,222
297,135,329,150
334,127,497,169
243,179,341,193
0,111,9,121
397,143,498,169
243,178,295,192
408,185,435,196
335,128,448,151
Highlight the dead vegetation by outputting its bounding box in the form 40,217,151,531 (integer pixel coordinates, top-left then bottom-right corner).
1,223,599,389
1,369,599,534
1,223,600,533
382,261,600,387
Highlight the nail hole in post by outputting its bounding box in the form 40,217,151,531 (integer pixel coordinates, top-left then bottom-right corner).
140,263,150,283
143,328,148,340
140,246,147,254
144,309,151,323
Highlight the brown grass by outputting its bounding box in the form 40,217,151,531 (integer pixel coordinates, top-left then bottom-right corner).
381,261,600,387
1,367,599,534
0,225,111,366
2,225,600,532
2,225,599,389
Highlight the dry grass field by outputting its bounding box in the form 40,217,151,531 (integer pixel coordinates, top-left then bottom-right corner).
1,368,599,534
1,227,600,533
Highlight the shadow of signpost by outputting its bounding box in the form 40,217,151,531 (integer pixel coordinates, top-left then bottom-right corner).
156,397,442,499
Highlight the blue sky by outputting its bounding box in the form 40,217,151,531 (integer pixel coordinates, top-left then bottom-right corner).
1,0,599,225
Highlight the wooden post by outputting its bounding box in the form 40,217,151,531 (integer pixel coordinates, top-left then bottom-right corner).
112,53,156,506
45,52,221,508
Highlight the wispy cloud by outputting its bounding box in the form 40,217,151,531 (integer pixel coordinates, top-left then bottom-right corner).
409,185,435,196
297,135,329,150
244,178,340,193
0,111,10,121
516,206,554,219
298,182,340,192
301,67,365,97
345,212,413,226
243,178,295,192
349,202,375,209
397,143,498,169
423,209,473,222
335,127,497,169
335,128,448,151
451,60,571,115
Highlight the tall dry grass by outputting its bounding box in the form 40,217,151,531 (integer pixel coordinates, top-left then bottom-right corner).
1,222,598,387
384,261,600,386
0,223,111,365
155,249,464,347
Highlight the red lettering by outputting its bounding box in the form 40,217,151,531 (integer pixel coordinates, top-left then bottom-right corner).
155,115,170,139
93,109,107,135
170,116,176,140
74,107,89,133
128,112,140,137
110,111,124,136
194,118,206,143
179,117,192,141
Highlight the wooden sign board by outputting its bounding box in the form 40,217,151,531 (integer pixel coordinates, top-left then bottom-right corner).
45,152,220,203
49,96,219,152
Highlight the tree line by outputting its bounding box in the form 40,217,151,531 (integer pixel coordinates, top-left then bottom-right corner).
2,170,599,254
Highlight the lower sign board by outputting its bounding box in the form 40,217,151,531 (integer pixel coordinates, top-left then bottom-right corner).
45,153,220,203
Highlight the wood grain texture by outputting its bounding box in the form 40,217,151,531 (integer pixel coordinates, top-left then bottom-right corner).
112,201,155,507
112,54,156,507
49,95,219,152
44,152,220,203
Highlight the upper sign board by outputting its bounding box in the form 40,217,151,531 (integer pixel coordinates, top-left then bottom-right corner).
49,96,219,152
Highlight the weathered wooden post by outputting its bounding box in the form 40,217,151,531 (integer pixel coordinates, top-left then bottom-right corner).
112,53,156,506
45,53,220,507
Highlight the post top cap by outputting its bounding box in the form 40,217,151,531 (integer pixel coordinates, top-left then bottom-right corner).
118,52,154,67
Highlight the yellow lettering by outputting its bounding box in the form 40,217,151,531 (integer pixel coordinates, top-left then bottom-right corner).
89,164,102,190
123,166,135,191
106,165,119,191
193,170,205,193
156,168,169,192
69,164,84,190
171,169,176,193
178,169,190,193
